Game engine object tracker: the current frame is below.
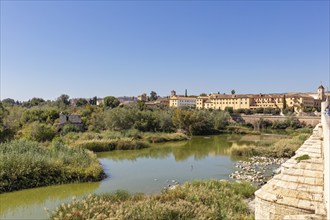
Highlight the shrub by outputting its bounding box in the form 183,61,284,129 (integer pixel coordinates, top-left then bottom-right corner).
61,123,81,135
224,107,234,114
230,132,310,158
51,180,256,220
243,109,253,115
295,154,310,162
21,122,56,142
230,145,261,157
226,125,253,134
73,139,150,152
143,132,188,143
0,140,104,193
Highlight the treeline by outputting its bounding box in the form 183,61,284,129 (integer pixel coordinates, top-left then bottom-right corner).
1,94,310,143
95,107,231,135
0,97,231,143
231,107,281,115
245,116,304,131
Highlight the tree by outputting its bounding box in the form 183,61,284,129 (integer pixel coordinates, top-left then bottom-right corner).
56,94,70,106
1,105,25,141
150,91,157,101
105,108,136,130
158,110,174,132
137,100,146,110
21,122,56,142
0,102,9,141
172,108,193,134
61,123,80,135
224,107,233,114
213,111,230,130
199,93,207,97
2,98,16,105
76,98,88,107
90,96,97,105
283,95,287,110
231,90,236,95
30,97,45,106
87,110,106,131
103,96,120,108
133,111,160,132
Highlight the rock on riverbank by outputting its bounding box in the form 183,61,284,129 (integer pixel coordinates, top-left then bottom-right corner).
229,156,288,186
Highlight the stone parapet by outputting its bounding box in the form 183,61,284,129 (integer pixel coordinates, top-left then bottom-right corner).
255,123,327,219
321,100,330,219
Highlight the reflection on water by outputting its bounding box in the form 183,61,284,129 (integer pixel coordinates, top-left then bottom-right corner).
98,135,236,162
0,133,284,219
0,182,100,219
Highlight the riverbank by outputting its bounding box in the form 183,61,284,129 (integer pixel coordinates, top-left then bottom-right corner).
62,130,189,152
0,131,199,194
49,180,256,220
228,128,312,187
0,140,104,193
230,156,288,186
230,129,312,158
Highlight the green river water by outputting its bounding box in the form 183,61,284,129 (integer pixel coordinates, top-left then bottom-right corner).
0,134,281,219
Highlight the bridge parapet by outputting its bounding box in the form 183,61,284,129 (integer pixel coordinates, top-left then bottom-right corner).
321,100,329,219
255,114,328,219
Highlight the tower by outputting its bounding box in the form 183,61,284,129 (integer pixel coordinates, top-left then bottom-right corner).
171,90,176,97
318,84,325,101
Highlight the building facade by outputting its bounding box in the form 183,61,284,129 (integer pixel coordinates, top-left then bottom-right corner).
195,85,325,111
169,90,196,107
169,96,196,107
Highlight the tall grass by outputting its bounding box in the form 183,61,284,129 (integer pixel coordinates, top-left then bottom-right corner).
50,180,256,220
143,132,189,143
0,139,104,193
73,138,150,152
230,133,311,158
61,130,188,152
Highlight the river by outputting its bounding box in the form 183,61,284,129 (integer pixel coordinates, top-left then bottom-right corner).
0,134,282,219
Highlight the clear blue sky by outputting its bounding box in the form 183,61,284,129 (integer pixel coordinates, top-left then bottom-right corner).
1,0,329,101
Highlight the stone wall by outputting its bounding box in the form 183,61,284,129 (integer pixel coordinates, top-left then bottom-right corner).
255,123,327,219
235,115,320,127
68,115,82,123
321,100,330,219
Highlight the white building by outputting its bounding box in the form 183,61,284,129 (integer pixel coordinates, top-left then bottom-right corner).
169,96,196,107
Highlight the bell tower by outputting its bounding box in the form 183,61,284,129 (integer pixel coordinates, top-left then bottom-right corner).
318,84,325,101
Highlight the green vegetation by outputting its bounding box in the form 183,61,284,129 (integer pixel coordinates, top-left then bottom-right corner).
295,154,310,162
0,95,314,194
1,94,311,144
58,130,188,152
73,139,150,152
0,139,104,193
233,107,281,115
21,121,56,142
50,180,256,220
230,130,311,158
143,132,188,143
0,97,233,143
103,96,120,108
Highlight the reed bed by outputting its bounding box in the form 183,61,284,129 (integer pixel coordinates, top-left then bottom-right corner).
0,139,104,193
72,138,150,152
63,130,188,152
50,180,256,220
230,133,311,158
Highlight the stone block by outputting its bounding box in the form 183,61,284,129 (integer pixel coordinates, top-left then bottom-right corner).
297,199,314,210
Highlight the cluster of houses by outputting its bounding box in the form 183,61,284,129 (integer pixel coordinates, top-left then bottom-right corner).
70,85,328,112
